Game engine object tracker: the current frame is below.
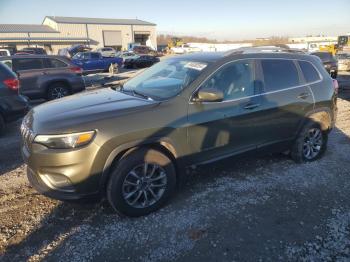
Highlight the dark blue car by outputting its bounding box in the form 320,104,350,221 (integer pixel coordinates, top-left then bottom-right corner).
71,52,123,74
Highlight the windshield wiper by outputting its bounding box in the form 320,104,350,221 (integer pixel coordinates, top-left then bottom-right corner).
132,90,153,101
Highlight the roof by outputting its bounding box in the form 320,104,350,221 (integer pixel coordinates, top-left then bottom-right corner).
45,16,156,26
171,52,225,62
0,24,58,33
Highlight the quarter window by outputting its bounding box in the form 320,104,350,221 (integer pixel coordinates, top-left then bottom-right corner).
201,61,255,100
261,59,300,92
299,61,321,83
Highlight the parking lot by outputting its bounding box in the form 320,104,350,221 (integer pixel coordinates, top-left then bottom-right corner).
0,69,349,261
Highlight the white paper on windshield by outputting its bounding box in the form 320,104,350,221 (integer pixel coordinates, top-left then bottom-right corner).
184,62,207,71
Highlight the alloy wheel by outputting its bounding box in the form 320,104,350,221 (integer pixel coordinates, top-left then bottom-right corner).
303,128,323,160
122,163,167,208
51,87,68,99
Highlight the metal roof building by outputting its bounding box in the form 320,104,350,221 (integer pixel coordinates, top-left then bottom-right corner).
0,16,157,54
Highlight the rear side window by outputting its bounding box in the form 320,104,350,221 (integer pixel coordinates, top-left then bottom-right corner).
13,58,43,71
299,61,321,83
90,53,100,59
261,59,300,92
44,58,67,68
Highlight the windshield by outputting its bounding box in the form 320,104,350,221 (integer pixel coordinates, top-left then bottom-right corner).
122,59,207,100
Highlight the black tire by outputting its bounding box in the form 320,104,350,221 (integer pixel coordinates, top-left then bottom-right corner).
0,114,5,136
47,83,70,100
107,148,176,217
291,121,328,163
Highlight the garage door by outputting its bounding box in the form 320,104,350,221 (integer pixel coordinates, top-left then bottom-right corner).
103,31,122,46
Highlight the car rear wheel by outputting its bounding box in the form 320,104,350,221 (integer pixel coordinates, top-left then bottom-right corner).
47,83,70,100
107,148,177,217
291,121,327,163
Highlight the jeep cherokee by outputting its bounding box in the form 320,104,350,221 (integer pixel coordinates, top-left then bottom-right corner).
21,48,338,217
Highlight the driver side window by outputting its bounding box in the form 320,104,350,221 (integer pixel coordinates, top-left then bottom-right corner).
201,60,255,101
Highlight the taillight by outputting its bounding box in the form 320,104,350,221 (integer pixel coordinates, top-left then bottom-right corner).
332,79,339,94
3,78,19,92
70,66,83,74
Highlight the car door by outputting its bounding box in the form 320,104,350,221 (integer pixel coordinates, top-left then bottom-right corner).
254,58,314,148
42,58,70,77
12,57,44,97
89,52,104,70
187,59,263,163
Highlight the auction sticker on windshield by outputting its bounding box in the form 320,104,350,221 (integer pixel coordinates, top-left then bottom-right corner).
184,62,207,71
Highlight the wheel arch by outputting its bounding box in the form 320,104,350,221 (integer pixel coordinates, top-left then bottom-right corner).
302,107,333,133
99,138,179,193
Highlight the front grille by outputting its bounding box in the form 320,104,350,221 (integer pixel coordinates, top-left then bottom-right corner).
20,121,35,151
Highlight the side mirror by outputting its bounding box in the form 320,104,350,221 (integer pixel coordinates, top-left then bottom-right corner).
195,88,224,102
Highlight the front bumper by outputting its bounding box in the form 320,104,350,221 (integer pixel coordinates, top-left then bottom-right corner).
22,140,106,200
26,166,93,200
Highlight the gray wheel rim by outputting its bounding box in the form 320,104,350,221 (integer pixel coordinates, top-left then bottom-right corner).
303,128,323,160
122,163,167,208
51,87,68,99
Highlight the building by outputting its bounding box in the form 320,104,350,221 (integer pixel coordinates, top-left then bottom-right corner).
0,16,157,54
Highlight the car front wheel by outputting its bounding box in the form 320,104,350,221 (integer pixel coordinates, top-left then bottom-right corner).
107,148,177,217
291,121,328,163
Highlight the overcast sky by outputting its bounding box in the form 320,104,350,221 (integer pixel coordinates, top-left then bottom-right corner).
0,0,349,40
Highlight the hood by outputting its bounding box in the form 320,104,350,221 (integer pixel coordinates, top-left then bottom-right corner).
29,88,157,134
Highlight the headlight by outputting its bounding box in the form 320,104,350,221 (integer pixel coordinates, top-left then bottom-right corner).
34,131,95,149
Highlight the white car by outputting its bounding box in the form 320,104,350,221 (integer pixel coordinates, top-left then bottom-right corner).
171,44,201,54
96,47,116,57
0,49,10,57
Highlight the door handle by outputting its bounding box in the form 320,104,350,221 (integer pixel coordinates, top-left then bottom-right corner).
297,93,309,100
244,103,260,110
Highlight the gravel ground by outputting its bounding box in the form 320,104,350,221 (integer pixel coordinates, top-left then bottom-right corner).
0,85,350,261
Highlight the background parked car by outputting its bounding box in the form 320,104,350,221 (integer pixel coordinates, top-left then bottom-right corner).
20,47,47,55
96,47,116,57
0,62,29,134
116,51,139,61
336,53,350,71
71,51,123,74
311,51,338,78
0,55,85,100
0,49,10,57
58,44,91,58
15,51,34,55
123,55,160,69
132,45,157,55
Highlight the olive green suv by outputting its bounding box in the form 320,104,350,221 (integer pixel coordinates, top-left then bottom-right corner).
21,48,338,216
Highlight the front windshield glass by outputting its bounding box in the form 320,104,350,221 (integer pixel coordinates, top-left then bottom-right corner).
122,59,207,100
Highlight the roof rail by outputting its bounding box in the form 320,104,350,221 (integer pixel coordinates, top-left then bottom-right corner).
224,46,306,56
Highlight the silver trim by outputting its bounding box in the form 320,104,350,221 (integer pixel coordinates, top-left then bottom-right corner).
189,58,323,105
